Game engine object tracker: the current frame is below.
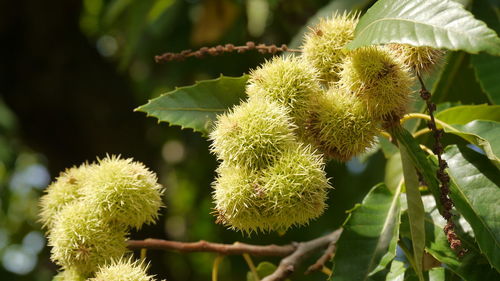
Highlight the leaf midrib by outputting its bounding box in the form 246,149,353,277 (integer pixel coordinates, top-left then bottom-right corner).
356,17,496,47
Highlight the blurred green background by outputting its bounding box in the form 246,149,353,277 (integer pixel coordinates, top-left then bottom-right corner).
0,0,386,280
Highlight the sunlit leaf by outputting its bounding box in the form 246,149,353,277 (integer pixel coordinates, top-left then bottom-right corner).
438,120,500,166
347,0,500,56
331,183,402,281
136,75,248,135
435,105,500,123
385,260,405,281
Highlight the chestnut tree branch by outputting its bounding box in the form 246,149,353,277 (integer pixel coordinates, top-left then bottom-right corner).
154,42,301,63
261,228,343,281
128,238,295,257
128,228,343,281
305,239,337,274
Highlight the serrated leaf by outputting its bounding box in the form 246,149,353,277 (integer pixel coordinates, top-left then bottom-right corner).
347,0,500,56
399,143,425,281
136,75,248,135
331,183,402,281
435,105,500,123
443,145,500,271
438,120,500,166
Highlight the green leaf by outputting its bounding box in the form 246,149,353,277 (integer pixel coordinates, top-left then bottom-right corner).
471,0,500,104
435,105,500,123
391,127,442,214
416,194,500,281
246,262,288,281
347,0,500,56
385,152,403,193
136,75,248,135
438,120,500,166
386,260,406,281
443,145,500,271
472,54,500,104
287,0,372,49
399,144,425,281
331,183,402,281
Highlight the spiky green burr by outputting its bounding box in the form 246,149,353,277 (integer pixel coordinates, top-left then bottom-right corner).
39,163,95,230
81,155,164,230
337,46,414,120
302,12,359,83
210,96,297,170
246,55,322,125
88,257,158,281
48,202,128,276
387,44,444,75
305,88,380,161
213,143,331,233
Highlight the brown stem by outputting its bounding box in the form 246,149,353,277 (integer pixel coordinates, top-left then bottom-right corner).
417,74,466,257
305,240,337,274
128,229,342,281
154,42,301,63
127,239,295,257
261,229,343,281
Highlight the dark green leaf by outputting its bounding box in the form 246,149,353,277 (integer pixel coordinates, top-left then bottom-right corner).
417,195,500,281
399,144,426,281
136,75,248,135
432,53,490,105
435,105,500,123
443,145,500,271
471,0,500,104
331,183,402,281
472,54,500,104
347,0,500,56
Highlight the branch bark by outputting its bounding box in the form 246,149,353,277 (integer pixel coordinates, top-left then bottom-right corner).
128,228,343,281
128,239,295,257
261,229,342,281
